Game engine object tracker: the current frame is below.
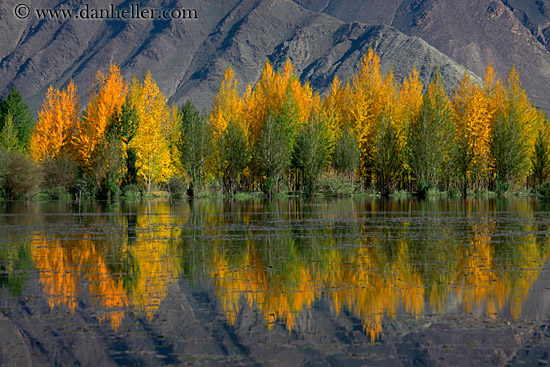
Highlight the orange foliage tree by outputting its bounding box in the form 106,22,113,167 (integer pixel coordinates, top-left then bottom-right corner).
71,63,128,168
30,80,80,162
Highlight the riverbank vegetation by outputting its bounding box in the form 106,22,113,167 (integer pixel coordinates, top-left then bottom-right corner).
0,50,549,200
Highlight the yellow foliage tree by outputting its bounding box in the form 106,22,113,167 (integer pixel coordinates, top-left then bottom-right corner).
453,74,492,190
130,72,175,191
323,75,347,133
345,49,398,182
483,62,506,130
210,67,246,140
397,68,423,141
245,59,319,148
30,80,80,162
505,66,544,160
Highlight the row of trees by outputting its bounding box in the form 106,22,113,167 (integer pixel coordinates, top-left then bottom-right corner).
200,50,547,197
0,50,548,199
0,64,179,199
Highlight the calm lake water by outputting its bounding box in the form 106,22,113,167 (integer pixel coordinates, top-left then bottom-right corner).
2,196,550,366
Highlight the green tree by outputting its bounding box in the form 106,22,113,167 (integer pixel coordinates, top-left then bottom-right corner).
406,76,453,196
453,131,473,197
108,97,139,186
293,114,330,196
88,132,124,200
332,126,360,175
0,87,34,151
0,114,21,153
373,114,401,196
219,119,250,194
532,126,550,187
253,109,292,196
177,100,211,198
489,103,529,194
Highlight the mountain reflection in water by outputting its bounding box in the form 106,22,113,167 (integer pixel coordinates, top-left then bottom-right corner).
1,197,550,366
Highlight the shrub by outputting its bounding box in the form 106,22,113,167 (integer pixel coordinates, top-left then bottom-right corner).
166,176,187,199
0,150,40,199
321,170,356,196
538,181,550,201
41,153,79,198
121,184,141,199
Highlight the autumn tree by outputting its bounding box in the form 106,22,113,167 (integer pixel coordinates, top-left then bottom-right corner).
0,87,34,151
209,67,247,181
71,63,128,169
323,76,348,138
245,60,319,173
344,49,398,185
452,74,492,194
504,66,544,167
396,69,423,151
210,67,246,141
483,63,506,130
108,97,140,187
30,81,80,162
130,72,175,192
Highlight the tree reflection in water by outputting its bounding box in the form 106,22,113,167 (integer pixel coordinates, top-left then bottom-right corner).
15,197,550,341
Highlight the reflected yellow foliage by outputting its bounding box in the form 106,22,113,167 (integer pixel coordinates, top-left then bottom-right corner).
209,214,548,342
211,246,316,331
28,198,550,342
31,201,182,330
127,237,180,321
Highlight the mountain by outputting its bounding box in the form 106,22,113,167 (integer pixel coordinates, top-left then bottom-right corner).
0,0,475,114
295,0,550,112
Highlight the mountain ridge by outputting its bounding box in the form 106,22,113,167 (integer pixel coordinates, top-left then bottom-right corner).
295,0,550,111
0,0,525,115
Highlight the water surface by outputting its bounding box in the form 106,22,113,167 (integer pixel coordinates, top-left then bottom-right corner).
1,197,550,366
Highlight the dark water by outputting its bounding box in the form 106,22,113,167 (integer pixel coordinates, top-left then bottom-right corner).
1,197,550,366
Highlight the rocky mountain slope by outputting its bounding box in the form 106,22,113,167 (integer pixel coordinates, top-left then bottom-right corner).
295,0,550,112
0,0,475,114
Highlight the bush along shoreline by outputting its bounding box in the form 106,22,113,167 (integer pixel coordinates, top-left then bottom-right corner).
1,50,550,201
